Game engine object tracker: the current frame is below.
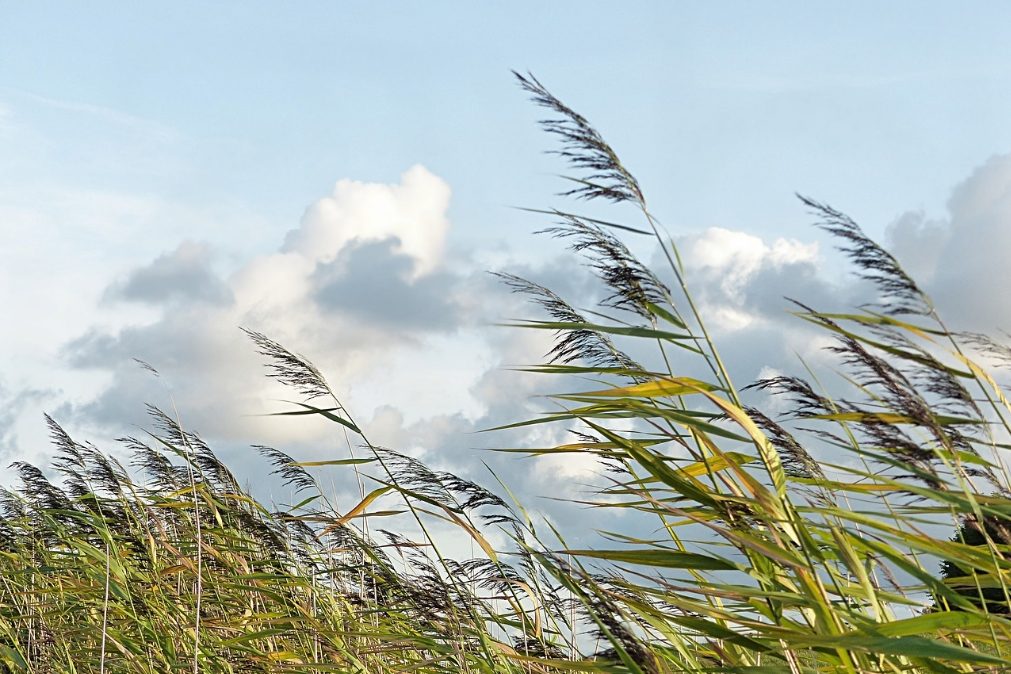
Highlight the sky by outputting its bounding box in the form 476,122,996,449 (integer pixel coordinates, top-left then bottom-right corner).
3,3,1011,538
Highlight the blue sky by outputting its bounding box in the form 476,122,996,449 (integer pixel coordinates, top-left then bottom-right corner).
3,3,1011,526
6,2,1011,248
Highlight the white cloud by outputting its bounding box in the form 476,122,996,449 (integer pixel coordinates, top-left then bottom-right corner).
9,146,1011,548
888,153,1011,332
105,241,233,306
678,227,822,331
58,166,467,448
282,165,451,278
0,380,52,463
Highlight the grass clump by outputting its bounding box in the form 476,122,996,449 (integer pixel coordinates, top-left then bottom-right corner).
3,73,1011,672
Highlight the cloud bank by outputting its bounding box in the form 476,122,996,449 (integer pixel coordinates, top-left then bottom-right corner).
7,151,1011,546
61,165,465,446
888,153,1011,333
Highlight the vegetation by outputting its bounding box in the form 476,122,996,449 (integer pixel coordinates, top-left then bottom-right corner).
940,516,1011,616
3,73,1011,672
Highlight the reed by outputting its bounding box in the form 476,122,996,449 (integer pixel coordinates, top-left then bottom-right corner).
1,73,1009,673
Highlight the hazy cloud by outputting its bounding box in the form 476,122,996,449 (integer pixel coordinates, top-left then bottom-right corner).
888,153,1011,332
105,241,233,306
0,381,51,460
25,152,1011,546
677,227,828,332
312,239,462,331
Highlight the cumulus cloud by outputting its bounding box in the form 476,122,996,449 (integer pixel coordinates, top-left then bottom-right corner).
27,152,1011,549
60,166,464,446
888,153,1011,332
884,210,949,285
677,227,826,332
652,153,1011,427
104,241,233,306
651,226,852,388
312,239,461,331
282,164,451,278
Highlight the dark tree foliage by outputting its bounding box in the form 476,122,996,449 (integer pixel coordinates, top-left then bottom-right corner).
938,515,1011,614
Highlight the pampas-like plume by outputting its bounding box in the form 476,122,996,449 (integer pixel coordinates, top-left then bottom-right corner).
800,195,928,315
494,271,639,370
242,328,333,400
515,71,644,205
539,214,669,320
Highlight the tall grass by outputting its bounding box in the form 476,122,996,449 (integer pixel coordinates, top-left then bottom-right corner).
2,73,1011,672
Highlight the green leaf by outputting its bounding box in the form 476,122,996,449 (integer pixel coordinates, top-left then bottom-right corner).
797,634,1008,665
291,458,376,467
268,401,361,433
867,610,995,637
560,548,738,571
566,376,717,399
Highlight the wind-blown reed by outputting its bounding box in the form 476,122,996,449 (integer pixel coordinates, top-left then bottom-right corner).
1,73,1010,673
